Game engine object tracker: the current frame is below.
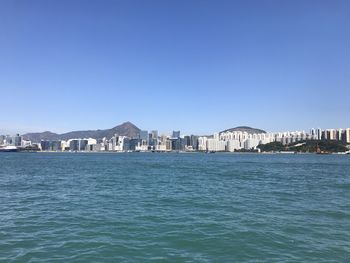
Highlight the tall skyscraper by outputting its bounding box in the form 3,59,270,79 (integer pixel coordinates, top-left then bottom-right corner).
0,135,5,145
346,128,350,143
138,130,148,141
316,128,322,140
13,134,22,147
151,130,158,140
172,131,180,139
190,135,199,150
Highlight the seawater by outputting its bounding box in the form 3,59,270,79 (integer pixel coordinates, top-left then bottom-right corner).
0,152,349,262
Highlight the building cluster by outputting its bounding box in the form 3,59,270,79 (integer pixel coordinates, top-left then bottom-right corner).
36,130,199,152
1,128,349,152
0,134,31,148
198,128,350,152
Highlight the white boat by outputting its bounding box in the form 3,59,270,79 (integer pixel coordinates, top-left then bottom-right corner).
0,146,19,152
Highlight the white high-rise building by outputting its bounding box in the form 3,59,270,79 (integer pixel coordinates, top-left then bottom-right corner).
327,129,336,140
198,137,208,151
244,138,260,150
227,140,240,152
346,128,350,143
207,139,226,152
114,136,127,151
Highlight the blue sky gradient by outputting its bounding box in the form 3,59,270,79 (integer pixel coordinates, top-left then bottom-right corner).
0,0,349,135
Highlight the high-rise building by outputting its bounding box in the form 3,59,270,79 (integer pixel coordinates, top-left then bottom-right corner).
183,136,191,147
129,139,141,151
122,137,130,151
41,140,51,151
69,139,87,151
207,138,226,152
327,129,336,140
190,135,198,150
197,137,208,151
172,131,180,139
51,141,62,151
316,128,322,140
69,140,79,151
346,128,350,144
138,130,148,141
337,129,343,141
13,134,22,146
166,139,172,151
5,135,12,145
227,140,240,152
310,128,316,139
151,130,158,140
244,138,260,150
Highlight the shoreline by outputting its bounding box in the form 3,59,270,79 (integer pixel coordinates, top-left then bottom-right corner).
9,150,350,155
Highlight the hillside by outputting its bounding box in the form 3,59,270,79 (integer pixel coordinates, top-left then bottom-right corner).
258,140,348,153
221,126,266,134
23,122,141,143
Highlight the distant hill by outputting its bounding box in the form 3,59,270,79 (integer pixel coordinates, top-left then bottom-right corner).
258,140,348,153
221,126,266,134
23,121,141,143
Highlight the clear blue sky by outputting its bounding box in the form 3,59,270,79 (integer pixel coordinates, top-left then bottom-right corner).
0,0,349,135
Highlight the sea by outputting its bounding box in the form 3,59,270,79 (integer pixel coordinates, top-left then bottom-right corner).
0,152,349,262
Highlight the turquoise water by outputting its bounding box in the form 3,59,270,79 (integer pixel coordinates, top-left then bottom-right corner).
0,153,349,262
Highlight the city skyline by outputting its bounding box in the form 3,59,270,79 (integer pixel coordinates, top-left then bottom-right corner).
1,124,349,153
1,0,350,134
1,121,350,138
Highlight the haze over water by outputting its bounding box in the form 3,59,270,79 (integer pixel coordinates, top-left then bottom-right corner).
1,153,349,262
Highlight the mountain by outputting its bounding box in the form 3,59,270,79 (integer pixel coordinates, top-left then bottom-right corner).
22,131,60,143
221,126,266,134
23,122,141,143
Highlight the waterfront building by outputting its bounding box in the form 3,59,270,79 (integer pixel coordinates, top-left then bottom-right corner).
244,138,260,150
135,142,148,151
41,140,51,151
183,136,191,147
21,140,32,147
5,135,13,145
197,137,207,151
129,138,141,151
165,139,172,151
227,139,240,152
190,135,199,150
69,139,88,151
156,144,167,151
171,138,183,151
112,136,128,151
51,141,62,151
123,137,130,151
39,140,62,151
207,138,226,152
61,140,69,151
80,140,88,151
13,134,22,146
148,133,157,149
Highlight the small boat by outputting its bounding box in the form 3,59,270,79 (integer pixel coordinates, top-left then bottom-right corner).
0,146,19,152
